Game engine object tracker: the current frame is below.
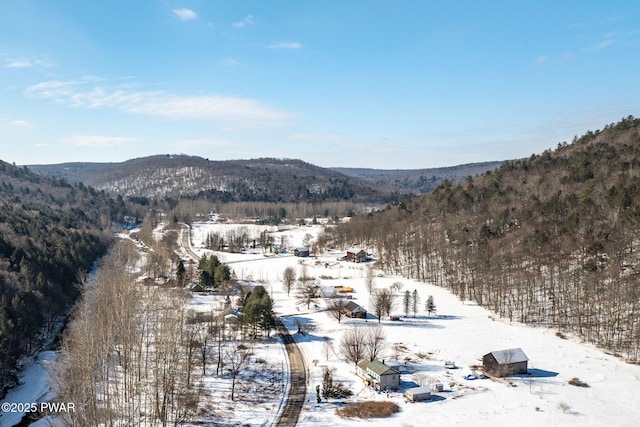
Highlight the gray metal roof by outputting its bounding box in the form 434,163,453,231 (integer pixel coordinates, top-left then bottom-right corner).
344,301,365,312
488,348,528,365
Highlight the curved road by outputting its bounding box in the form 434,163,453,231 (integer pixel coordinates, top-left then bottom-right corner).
275,320,307,427
179,224,306,426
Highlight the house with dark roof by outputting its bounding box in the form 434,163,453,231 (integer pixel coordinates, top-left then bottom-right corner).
482,348,529,376
343,301,367,318
356,359,400,390
294,247,310,257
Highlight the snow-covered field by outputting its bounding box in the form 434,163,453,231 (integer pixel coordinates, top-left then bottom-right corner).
4,220,640,427
190,221,640,427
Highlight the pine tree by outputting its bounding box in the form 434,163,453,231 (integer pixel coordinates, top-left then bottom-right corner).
403,290,411,317
426,295,436,316
411,289,419,318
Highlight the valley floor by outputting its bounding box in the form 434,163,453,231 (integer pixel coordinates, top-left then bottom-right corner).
189,221,640,427
4,221,639,427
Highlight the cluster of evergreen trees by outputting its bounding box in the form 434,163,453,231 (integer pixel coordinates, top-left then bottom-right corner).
241,285,276,338
198,255,231,289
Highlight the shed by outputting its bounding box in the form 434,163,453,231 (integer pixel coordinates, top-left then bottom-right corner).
343,301,367,318
346,248,367,263
482,348,529,377
294,247,310,257
404,386,432,402
320,286,336,298
356,359,400,390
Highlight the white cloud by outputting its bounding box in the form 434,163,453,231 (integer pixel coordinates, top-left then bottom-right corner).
10,120,29,126
25,79,292,124
585,30,639,52
4,57,53,68
5,59,33,68
60,135,137,148
172,8,197,21
268,42,301,49
223,57,239,66
233,15,254,28
592,38,616,51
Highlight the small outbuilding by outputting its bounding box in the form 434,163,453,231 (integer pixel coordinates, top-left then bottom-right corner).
482,348,529,377
294,247,310,257
343,301,367,318
404,386,432,402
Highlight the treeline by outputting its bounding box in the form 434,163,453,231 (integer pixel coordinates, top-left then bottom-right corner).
0,161,119,396
166,199,375,224
319,116,640,361
57,240,204,426
57,226,279,425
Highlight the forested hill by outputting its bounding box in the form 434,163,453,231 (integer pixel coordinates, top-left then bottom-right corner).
332,161,503,194
321,116,640,361
0,161,118,397
28,156,391,203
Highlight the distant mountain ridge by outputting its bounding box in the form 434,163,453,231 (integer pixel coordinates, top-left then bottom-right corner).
28,155,502,202
333,161,504,194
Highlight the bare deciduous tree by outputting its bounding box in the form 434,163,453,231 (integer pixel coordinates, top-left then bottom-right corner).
370,288,394,322
225,342,252,401
322,336,334,362
327,298,347,323
339,327,368,365
282,266,296,296
365,266,376,294
364,325,387,361
297,278,320,309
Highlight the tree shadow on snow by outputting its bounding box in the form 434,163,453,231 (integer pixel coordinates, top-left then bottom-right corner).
380,321,445,330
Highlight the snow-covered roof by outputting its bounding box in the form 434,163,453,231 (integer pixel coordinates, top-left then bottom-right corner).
347,247,365,253
487,348,528,365
405,386,432,396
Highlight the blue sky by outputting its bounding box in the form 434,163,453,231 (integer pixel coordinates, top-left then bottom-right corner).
2,1,639,169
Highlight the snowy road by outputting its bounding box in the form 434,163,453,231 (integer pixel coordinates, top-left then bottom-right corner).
275,320,307,427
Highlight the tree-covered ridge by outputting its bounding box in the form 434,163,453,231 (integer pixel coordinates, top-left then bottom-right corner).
320,116,640,361
29,156,390,203
0,160,118,396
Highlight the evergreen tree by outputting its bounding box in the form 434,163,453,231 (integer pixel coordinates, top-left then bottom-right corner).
176,259,186,287
411,289,419,318
426,295,436,316
403,290,411,317
242,285,276,338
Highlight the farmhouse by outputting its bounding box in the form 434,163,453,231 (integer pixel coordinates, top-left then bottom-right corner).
346,248,367,263
356,359,400,391
294,247,310,257
343,301,367,318
482,348,529,377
